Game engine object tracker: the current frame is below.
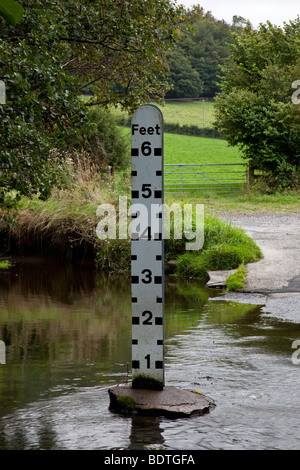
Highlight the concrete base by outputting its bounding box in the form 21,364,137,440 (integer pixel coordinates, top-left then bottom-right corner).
108,384,215,419
206,269,235,289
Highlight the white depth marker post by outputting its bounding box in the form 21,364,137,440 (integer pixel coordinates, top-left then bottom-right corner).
131,104,164,390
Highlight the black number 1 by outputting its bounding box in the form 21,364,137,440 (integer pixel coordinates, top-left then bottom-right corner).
145,354,150,368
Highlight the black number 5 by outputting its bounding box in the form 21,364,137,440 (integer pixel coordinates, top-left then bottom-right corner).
141,184,152,198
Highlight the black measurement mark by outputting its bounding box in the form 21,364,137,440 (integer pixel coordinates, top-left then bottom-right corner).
155,361,163,369
143,355,164,369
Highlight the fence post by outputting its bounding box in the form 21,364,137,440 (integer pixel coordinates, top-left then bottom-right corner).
180,165,182,193
248,164,255,185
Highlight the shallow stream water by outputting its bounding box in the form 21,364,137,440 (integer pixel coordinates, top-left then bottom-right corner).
0,258,300,450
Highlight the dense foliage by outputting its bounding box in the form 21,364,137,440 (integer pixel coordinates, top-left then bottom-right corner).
214,20,300,190
166,10,242,98
0,0,23,26
0,0,192,208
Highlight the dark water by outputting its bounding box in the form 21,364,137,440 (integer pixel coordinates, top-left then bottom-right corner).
0,258,300,450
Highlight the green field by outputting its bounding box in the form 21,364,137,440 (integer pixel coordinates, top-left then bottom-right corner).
119,126,246,192
119,126,242,164
164,134,246,192
164,133,242,164
156,100,216,128
116,100,247,193
112,99,216,129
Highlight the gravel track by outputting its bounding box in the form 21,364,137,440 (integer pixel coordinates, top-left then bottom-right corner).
215,211,300,321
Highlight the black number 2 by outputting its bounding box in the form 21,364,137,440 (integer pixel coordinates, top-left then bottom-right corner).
142,311,153,325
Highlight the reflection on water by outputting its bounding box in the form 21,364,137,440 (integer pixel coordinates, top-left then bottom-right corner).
0,258,300,449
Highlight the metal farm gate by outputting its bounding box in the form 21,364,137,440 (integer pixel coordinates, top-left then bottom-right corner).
164,163,248,193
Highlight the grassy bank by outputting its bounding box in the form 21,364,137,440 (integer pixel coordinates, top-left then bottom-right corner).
0,158,264,287
0,194,262,284
173,212,261,283
1,150,298,287
169,189,300,214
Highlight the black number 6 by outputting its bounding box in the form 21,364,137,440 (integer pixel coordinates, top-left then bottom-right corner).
141,141,151,156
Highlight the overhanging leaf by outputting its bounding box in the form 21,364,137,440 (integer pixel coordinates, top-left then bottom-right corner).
0,0,24,26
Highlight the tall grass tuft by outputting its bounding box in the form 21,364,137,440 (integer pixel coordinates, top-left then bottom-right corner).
0,150,130,259
174,213,262,281
0,153,262,281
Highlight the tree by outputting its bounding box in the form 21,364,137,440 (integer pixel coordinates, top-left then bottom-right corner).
0,0,194,208
166,49,203,98
0,0,23,25
167,10,234,97
0,1,90,205
56,0,191,112
214,20,300,189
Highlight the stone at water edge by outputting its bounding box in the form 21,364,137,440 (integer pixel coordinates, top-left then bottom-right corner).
108,384,215,418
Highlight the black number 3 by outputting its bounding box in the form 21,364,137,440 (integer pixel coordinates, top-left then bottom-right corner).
141,269,152,283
